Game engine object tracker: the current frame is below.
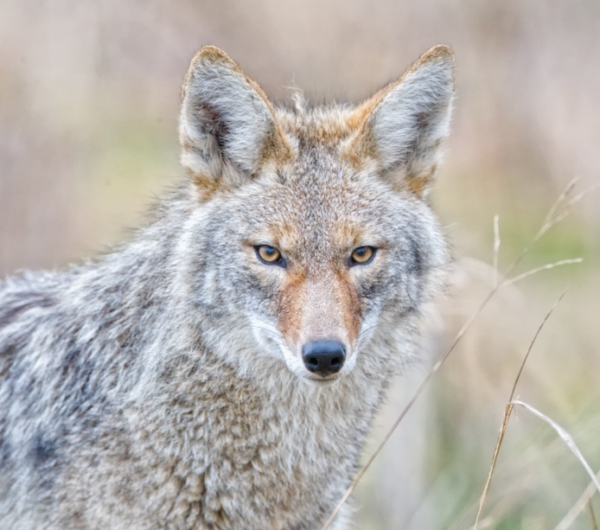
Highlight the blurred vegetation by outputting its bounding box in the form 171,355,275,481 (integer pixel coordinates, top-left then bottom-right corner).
0,1,599,529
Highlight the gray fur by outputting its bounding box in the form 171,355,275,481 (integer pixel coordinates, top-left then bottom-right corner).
0,45,453,529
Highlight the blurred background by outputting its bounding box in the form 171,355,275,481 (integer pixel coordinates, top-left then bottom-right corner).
0,1,599,528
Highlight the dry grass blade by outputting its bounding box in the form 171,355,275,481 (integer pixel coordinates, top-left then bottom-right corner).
562,183,600,211
473,292,566,530
536,177,579,238
535,180,598,242
472,403,515,530
320,180,594,530
554,470,600,530
511,400,600,494
508,291,567,402
504,259,583,286
588,498,599,530
488,179,590,294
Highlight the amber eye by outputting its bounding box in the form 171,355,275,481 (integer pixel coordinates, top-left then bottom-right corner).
255,245,284,266
350,246,376,266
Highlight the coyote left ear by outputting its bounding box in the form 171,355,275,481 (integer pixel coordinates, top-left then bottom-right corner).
179,46,292,193
347,45,455,197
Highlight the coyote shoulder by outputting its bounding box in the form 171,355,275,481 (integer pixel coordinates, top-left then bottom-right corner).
0,45,454,529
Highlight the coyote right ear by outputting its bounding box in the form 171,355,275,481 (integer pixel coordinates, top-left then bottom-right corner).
179,46,292,194
347,45,455,197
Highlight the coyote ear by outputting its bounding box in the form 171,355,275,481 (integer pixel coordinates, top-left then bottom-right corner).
179,46,291,191
348,45,454,197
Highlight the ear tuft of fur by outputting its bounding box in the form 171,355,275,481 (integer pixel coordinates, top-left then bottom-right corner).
179,46,290,192
349,45,455,197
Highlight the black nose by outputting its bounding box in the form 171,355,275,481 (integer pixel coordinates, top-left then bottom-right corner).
302,340,346,377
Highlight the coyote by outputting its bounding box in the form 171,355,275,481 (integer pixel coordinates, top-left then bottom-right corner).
0,45,454,529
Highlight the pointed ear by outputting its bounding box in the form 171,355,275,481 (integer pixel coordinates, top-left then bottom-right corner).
179,46,292,192
347,45,454,197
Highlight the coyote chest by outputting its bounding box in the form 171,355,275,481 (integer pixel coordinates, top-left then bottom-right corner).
84,359,383,529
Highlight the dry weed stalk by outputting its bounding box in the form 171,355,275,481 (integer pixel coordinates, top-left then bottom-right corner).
473,292,567,529
320,179,592,530
588,497,599,530
504,258,583,286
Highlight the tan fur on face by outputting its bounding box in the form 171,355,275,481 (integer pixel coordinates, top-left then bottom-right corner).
278,269,360,356
278,270,307,345
333,271,360,344
404,165,437,197
282,113,357,150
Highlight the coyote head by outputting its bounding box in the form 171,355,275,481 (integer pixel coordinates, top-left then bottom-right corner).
178,46,453,383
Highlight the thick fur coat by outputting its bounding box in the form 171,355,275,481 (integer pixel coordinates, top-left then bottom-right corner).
0,45,454,529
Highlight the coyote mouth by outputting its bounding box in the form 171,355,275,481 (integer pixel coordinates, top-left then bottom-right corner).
300,373,343,386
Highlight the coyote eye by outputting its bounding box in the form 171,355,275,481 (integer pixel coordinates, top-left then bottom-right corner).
255,245,285,267
350,246,376,266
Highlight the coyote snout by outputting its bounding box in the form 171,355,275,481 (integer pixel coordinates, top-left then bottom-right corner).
275,268,362,381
